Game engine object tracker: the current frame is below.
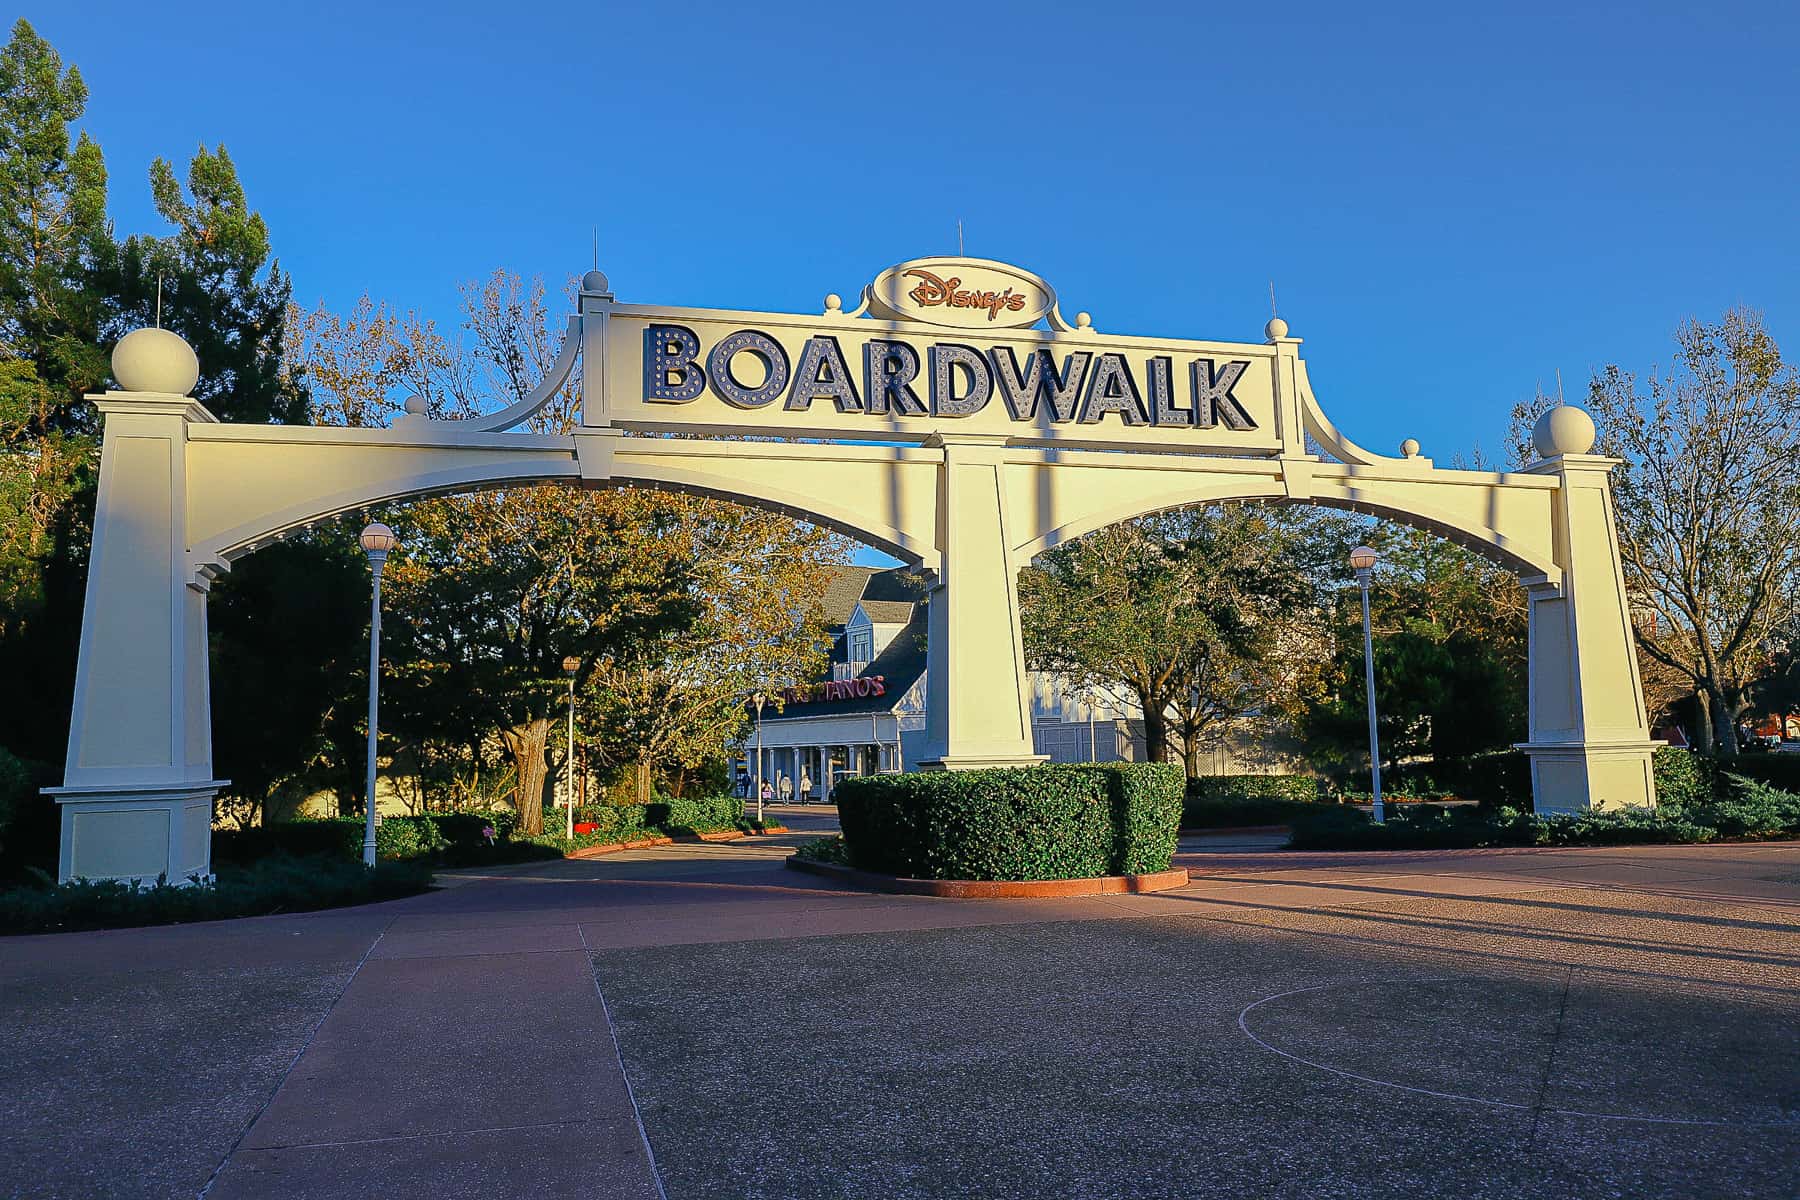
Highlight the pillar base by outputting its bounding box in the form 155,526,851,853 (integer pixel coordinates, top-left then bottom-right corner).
44,780,226,885
916,752,1049,772
1513,741,1663,814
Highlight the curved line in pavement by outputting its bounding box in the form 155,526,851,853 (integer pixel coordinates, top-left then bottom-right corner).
1236,977,1795,1129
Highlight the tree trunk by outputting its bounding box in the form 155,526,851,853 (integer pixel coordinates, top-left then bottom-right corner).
500,718,552,835
633,757,654,805
1692,689,1715,756
1138,693,1171,765
1707,681,1740,755
1175,717,1204,778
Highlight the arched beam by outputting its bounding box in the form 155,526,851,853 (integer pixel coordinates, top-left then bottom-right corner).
184,427,946,579
596,436,943,573
1009,461,1563,586
183,427,581,574
600,467,933,570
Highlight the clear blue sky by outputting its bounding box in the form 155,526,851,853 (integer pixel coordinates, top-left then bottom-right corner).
29,0,1800,470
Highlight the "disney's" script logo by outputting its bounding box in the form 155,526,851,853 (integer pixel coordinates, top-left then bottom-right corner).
904,270,1029,322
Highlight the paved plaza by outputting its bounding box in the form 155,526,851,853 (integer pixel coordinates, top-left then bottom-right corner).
3,808,1797,1199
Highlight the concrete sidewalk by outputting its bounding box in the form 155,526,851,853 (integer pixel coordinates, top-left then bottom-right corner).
3,829,1797,1198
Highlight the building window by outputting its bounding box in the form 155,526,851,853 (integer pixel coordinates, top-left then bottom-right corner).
849,628,873,665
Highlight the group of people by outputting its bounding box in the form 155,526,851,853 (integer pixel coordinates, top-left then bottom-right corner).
738,767,815,804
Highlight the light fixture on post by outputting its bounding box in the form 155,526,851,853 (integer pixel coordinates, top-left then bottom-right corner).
561,656,581,841
751,690,766,825
1348,544,1384,824
359,522,400,867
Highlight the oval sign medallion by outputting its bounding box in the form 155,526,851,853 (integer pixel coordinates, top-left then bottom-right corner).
865,256,1055,330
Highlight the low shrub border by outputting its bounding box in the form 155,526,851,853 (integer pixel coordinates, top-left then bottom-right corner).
831,763,1184,883
1181,774,1334,829
0,854,433,937
213,793,752,871
1286,768,1800,851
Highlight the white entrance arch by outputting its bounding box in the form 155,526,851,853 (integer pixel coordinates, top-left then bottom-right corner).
49,259,1659,883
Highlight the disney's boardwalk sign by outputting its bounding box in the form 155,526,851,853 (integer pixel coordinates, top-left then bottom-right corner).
594,256,1284,453
52,248,1663,888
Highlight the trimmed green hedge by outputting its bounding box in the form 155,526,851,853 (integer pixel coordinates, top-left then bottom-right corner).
1651,746,1800,807
1378,753,1534,806
1186,774,1320,803
214,813,524,867
1288,771,1800,851
1651,746,1715,808
0,853,434,936
650,795,746,834
215,795,749,868
833,763,1183,882
1183,774,1323,827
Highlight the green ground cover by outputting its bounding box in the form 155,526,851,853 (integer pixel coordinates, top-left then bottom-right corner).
0,854,433,936
211,795,751,869
1287,751,1800,850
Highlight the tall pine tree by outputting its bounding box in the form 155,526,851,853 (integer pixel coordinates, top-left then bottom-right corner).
98,145,304,424
0,19,109,776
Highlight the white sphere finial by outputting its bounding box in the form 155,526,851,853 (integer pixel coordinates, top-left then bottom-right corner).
1075,311,1092,330
824,292,843,314
112,327,199,395
403,395,427,416
1265,316,1289,341
580,269,610,295
1400,437,1421,458
1533,404,1597,458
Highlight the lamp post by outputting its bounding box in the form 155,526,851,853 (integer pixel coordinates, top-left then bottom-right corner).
1349,545,1384,823
359,522,399,867
751,691,766,824
562,656,580,841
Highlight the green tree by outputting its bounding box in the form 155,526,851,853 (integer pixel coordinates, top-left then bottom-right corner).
1513,310,1800,754
0,17,110,438
1289,525,1527,778
0,19,109,771
1020,503,1319,775
97,144,304,424
582,490,846,803
207,527,370,825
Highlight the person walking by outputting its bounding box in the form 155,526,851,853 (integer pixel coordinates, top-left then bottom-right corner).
778,773,792,802
799,767,813,805
759,778,774,808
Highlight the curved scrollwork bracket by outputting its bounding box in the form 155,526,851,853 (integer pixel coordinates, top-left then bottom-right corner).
1295,360,1432,469
457,315,583,433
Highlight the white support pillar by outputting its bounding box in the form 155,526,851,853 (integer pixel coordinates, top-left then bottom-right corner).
48,387,226,883
919,435,1045,771
1516,452,1661,812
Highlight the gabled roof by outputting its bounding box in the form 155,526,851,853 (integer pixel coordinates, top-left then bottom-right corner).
815,565,882,626
857,599,917,624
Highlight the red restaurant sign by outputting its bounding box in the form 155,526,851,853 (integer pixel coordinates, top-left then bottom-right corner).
780,675,887,705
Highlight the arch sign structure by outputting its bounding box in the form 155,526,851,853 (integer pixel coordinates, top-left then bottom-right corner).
52,256,1659,883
